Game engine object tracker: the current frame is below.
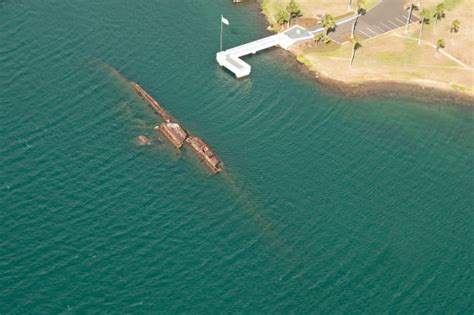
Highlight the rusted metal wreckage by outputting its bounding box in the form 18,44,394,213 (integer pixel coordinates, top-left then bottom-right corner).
131,82,222,174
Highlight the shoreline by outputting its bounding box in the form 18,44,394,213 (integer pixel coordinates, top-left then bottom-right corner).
265,47,473,107
253,1,473,106
289,49,474,106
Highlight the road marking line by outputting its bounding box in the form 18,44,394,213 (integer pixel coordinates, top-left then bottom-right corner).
379,22,391,30
387,20,399,28
373,25,385,33
395,17,405,24
365,27,379,35
359,30,371,38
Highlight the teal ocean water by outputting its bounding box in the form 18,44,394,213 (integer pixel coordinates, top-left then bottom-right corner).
1,0,473,312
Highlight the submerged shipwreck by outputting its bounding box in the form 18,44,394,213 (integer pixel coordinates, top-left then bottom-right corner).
156,122,187,149
131,82,223,173
186,136,222,174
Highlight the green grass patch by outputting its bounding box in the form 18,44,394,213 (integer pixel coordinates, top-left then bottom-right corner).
365,0,380,10
375,51,405,63
261,0,287,31
261,0,269,16
264,0,285,16
443,0,463,10
374,39,417,64
450,83,466,92
426,0,463,11
297,54,312,67
309,41,341,53
391,71,422,80
312,44,349,57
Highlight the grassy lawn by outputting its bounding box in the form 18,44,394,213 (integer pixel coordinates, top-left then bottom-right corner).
262,0,473,94
294,26,472,93
412,0,472,69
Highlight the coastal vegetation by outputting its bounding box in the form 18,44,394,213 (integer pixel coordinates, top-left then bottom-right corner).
287,0,302,24
449,19,460,39
418,8,431,44
405,1,419,34
322,14,336,35
262,0,473,95
314,32,331,45
350,36,362,68
351,0,367,39
436,38,445,54
262,0,379,29
432,3,446,32
276,9,288,26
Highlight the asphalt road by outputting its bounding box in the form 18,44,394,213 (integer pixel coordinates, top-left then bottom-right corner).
314,0,419,43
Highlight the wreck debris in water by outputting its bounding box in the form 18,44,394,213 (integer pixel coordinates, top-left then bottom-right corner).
131,82,223,173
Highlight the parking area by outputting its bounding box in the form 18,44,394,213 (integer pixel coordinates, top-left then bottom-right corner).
327,0,419,43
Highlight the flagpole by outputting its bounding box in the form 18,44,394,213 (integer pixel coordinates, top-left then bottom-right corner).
220,14,223,52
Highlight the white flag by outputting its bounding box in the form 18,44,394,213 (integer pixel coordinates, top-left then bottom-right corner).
221,16,230,26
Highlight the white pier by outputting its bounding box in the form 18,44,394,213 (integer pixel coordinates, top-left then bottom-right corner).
216,25,313,78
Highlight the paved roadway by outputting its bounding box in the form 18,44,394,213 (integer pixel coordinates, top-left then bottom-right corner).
311,0,419,43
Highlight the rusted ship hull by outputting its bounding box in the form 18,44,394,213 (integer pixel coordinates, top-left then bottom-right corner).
157,122,188,149
186,136,223,173
131,82,171,121
132,81,223,174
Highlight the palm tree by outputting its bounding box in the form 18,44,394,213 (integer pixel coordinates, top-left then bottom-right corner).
418,9,430,45
356,0,366,14
277,10,289,27
314,32,325,44
350,36,362,68
450,19,461,40
351,0,366,39
432,3,445,32
287,0,302,27
436,38,445,54
322,14,336,36
405,1,419,34
314,32,331,45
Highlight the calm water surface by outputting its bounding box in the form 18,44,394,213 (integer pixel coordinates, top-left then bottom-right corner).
1,0,473,312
